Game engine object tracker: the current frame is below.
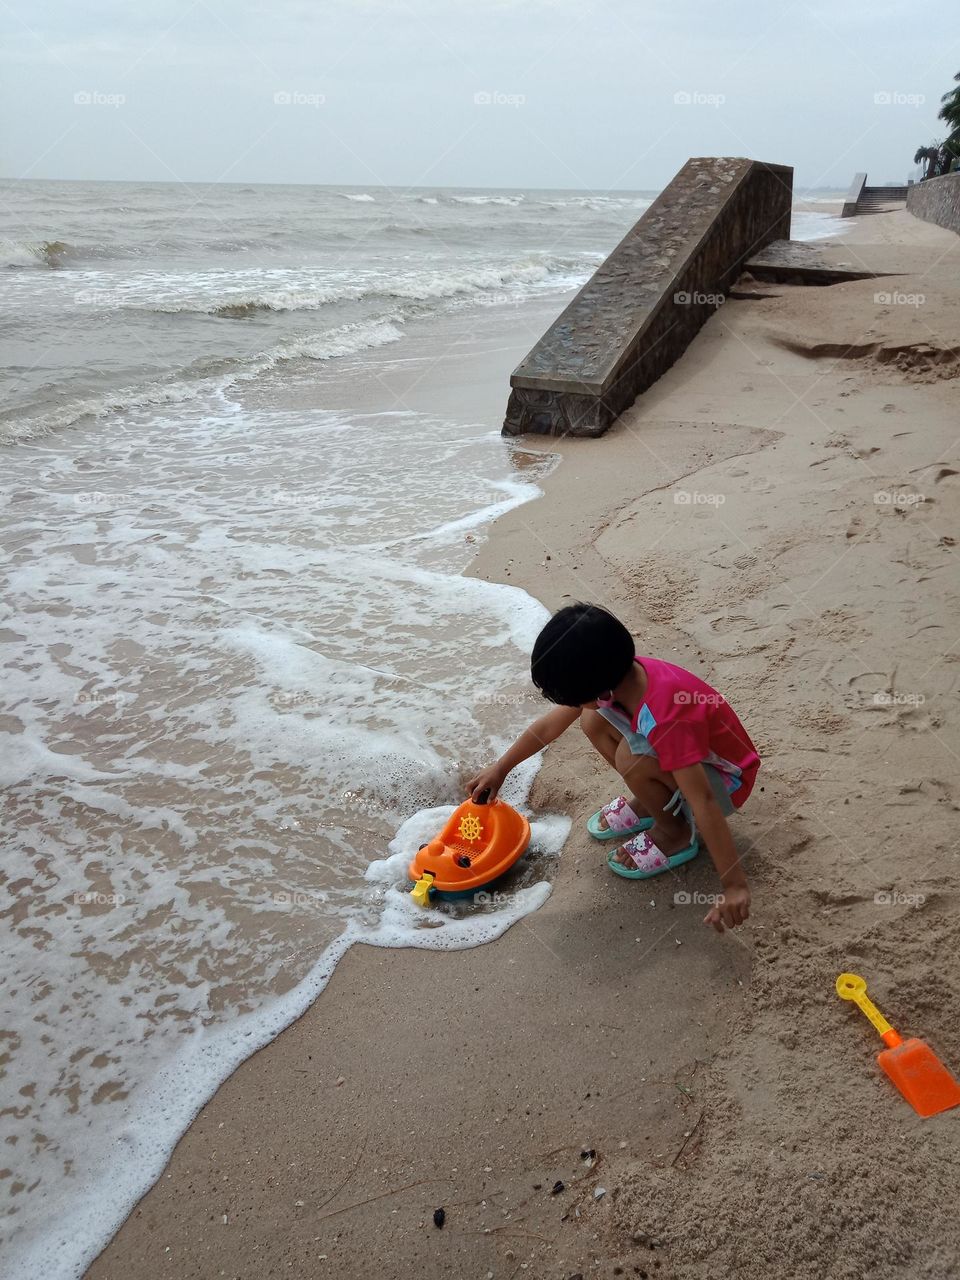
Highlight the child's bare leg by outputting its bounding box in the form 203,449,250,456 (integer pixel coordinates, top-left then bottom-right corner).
580,710,652,828
612,745,689,863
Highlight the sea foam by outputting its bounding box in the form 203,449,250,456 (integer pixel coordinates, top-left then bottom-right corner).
1,397,566,1278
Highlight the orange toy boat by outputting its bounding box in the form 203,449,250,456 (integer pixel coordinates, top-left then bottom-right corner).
408,793,531,905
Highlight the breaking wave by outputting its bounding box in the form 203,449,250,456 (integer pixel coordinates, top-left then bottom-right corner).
0,316,404,445
153,255,594,318
450,194,526,206
3,239,82,269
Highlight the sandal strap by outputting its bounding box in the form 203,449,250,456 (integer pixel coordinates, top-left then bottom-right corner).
602,795,644,833
620,832,669,872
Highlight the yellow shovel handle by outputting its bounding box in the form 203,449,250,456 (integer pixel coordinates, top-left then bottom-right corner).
835,973,896,1040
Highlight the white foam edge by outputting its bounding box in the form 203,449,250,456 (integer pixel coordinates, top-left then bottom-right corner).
346,440,560,554
791,211,852,242
10,776,570,1280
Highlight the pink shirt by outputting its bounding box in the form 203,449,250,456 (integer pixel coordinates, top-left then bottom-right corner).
597,656,760,808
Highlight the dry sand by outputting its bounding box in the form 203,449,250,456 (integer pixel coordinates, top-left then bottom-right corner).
87,207,960,1280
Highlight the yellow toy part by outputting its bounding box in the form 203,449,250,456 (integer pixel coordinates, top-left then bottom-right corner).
835,971,960,1118
410,871,435,908
458,813,484,843
835,972,895,1039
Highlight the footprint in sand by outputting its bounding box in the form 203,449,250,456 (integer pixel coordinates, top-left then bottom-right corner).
809,887,873,908
885,778,956,809
846,515,864,539
816,607,863,644
893,703,941,733
789,703,851,734
847,675,937,731
698,613,775,657
709,613,766,636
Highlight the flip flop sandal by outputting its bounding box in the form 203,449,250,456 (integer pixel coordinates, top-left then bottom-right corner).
586,795,654,841
607,830,700,880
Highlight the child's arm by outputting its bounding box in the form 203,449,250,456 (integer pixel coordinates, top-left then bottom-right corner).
672,764,751,933
467,705,581,801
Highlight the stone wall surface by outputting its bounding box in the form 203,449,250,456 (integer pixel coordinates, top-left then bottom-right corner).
907,173,960,235
503,157,793,437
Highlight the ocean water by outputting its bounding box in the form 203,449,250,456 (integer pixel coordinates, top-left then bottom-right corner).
1,181,845,444
0,181,848,1277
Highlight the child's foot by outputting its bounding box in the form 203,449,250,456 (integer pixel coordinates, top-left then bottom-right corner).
587,796,653,840
611,825,693,869
607,829,700,879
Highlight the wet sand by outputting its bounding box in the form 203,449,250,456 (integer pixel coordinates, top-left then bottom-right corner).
87,205,960,1280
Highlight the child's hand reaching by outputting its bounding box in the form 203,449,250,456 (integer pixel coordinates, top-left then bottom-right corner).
465,764,506,803
464,708,578,805
703,884,751,933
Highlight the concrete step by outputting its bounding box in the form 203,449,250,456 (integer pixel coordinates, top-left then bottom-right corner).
744,239,895,285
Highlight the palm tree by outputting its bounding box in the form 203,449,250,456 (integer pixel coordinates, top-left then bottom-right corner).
939,70,960,150
913,71,960,179
913,145,941,180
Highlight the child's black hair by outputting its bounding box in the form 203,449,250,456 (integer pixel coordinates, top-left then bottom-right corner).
530,602,636,706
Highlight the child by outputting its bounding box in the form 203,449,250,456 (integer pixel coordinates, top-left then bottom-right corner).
466,603,759,933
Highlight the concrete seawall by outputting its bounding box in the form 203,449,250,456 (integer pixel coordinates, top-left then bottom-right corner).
841,172,867,218
907,172,960,236
503,156,792,437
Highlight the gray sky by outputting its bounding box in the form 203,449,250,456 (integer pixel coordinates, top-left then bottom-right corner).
1,0,956,190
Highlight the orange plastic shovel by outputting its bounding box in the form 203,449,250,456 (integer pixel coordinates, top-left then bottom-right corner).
836,973,960,1118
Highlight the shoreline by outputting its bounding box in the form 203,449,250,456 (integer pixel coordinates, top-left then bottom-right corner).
86,205,960,1279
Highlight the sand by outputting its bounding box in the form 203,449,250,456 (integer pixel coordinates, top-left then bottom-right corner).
86,206,960,1280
